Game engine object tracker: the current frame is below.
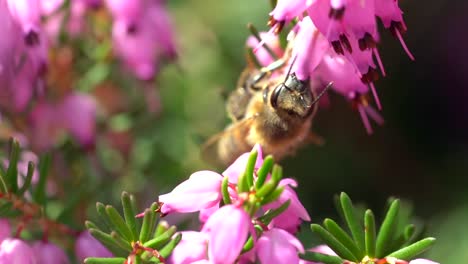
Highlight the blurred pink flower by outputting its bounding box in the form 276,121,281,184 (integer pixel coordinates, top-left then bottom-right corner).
75,231,113,262
32,241,69,264
168,231,208,264
159,171,223,214
263,178,310,234
247,32,283,67
222,144,263,184
290,16,329,81
257,228,305,264
269,0,308,29
202,204,252,264
0,219,11,243
29,92,97,150
409,259,439,264
59,92,97,148
6,0,41,45
0,238,36,264
111,0,176,80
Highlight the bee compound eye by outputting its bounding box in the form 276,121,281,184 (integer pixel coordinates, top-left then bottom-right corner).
270,85,283,109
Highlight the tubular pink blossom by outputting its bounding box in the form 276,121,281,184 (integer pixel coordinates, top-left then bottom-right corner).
0,219,11,243
290,16,330,80
159,171,223,214
409,259,439,264
168,231,208,264
222,144,264,184
59,92,97,148
270,0,309,25
247,33,283,67
342,0,378,42
202,205,251,264
105,0,143,24
6,0,41,44
257,228,305,264
0,238,36,263
32,241,70,264
75,231,113,262
263,178,310,233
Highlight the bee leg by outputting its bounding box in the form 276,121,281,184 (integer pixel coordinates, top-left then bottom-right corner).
306,132,325,146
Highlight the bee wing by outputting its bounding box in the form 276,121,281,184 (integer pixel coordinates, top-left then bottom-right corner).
201,114,258,167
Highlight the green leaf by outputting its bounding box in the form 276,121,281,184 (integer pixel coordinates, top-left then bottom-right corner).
6,139,20,192
121,192,139,241
311,224,359,262
246,47,261,69
324,218,363,259
18,162,34,195
144,226,177,248
387,237,436,260
89,228,127,256
404,224,416,242
256,181,278,199
33,153,51,205
140,202,159,243
244,150,258,189
376,199,400,257
96,202,112,231
255,155,274,189
258,200,290,225
364,209,376,257
159,233,182,258
106,205,134,241
85,220,99,230
0,171,7,194
271,164,282,183
154,221,169,238
261,186,284,205
299,252,343,264
340,193,365,252
110,231,132,251
85,257,127,264
221,176,231,205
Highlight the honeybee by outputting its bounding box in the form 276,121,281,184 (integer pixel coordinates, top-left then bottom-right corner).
203,57,329,166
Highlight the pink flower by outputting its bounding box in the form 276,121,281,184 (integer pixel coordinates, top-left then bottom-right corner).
59,92,97,148
257,228,305,264
159,171,223,214
202,205,252,264
269,0,308,28
263,178,310,234
32,241,69,264
0,238,36,263
6,0,42,45
0,219,11,243
222,144,263,184
168,231,208,264
409,259,439,264
290,16,329,81
375,0,414,60
75,231,113,262
247,32,283,67
105,0,143,25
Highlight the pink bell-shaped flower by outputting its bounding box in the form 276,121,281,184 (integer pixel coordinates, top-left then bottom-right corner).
159,171,223,214
257,228,305,264
202,205,252,264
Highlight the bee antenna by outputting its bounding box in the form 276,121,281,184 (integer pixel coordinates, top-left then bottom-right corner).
310,81,333,106
283,54,298,83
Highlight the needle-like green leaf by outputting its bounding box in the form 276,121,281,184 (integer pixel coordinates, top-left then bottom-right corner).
364,209,376,257
311,224,359,262
340,193,365,251
388,237,436,260
376,199,400,257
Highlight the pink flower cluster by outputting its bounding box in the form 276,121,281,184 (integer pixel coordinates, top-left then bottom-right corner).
107,0,177,80
253,0,414,133
0,219,112,263
159,145,310,264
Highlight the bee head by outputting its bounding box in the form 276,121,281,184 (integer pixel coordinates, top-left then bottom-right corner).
269,73,313,118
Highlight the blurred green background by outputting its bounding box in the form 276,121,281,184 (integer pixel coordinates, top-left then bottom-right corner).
76,0,467,263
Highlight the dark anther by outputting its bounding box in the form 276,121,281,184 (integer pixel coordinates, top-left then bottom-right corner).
340,34,352,53
360,67,379,84
331,40,344,55
390,21,407,37
359,33,377,51
127,23,138,34
24,31,40,46
328,7,345,20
